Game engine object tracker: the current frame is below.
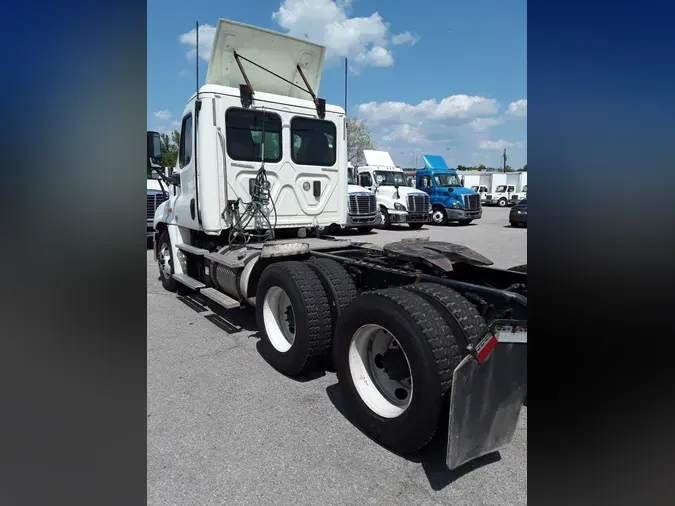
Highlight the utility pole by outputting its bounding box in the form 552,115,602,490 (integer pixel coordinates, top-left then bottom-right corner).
502,148,508,173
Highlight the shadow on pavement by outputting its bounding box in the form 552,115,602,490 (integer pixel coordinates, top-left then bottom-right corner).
325,383,502,491
255,341,327,382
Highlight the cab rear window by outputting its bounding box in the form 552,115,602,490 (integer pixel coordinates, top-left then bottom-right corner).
291,117,336,166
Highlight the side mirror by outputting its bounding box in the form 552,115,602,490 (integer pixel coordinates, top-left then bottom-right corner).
168,173,181,186
147,131,162,166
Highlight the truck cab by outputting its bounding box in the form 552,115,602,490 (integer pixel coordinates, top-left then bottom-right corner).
356,150,431,229
346,163,379,233
416,155,482,226
485,184,516,207
510,184,527,204
471,185,489,202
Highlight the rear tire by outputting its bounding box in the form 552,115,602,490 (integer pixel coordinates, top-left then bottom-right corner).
157,230,178,292
256,261,332,376
498,198,508,207
408,223,424,230
306,258,358,371
306,258,358,336
333,288,462,454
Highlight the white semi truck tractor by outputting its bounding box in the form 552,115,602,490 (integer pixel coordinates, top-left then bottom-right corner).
150,19,527,471
346,162,379,233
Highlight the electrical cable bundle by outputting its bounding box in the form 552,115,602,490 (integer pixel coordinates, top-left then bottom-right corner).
227,166,278,245
228,110,278,245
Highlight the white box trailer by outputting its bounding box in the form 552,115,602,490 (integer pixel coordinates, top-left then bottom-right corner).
148,18,527,472
460,172,491,201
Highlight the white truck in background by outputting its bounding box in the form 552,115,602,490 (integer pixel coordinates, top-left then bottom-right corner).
345,162,379,233
460,172,491,202
355,150,432,229
149,18,527,471
146,133,170,241
510,172,528,203
485,172,526,207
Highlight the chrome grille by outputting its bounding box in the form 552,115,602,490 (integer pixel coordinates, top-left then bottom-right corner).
462,194,481,211
407,193,430,213
348,194,377,215
147,192,168,220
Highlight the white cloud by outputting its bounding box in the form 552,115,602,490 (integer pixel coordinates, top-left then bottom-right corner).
469,117,504,133
382,123,427,144
507,99,527,117
170,120,180,128
479,139,525,150
358,94,499,125
272,0,412,72
391,31,419,46
178,69,191,77
153,110,172,121
179,24,216,62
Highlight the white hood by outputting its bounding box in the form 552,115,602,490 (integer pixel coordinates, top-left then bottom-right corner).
348,184,373,195
376,185,425,200
147,179,164,192
205,19,326,100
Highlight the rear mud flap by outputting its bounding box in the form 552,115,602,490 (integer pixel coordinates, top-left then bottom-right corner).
446,342,527,470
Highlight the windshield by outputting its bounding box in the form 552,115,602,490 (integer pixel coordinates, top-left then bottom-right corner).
434,173,461,187
517,198,527,206
374,170,406,186
496,185,507,192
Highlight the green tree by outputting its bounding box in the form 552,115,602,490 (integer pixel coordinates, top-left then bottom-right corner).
160,130,180,168
522,164,527,171
346,117,376,165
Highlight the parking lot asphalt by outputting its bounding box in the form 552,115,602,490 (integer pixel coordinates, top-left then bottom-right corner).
147,206,527,506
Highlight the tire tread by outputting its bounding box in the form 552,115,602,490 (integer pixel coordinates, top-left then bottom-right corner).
262,261,332,369
404,282,487,349
306,258,358,327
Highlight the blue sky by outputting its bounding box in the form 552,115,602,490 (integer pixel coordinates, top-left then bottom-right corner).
148,0,526,168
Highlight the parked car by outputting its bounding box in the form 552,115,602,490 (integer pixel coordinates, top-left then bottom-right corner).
509,198,527,227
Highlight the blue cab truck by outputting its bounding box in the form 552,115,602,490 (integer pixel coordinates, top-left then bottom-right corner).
415,155,482,225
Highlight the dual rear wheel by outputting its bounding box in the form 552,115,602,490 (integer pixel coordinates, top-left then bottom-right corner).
255,259,486,454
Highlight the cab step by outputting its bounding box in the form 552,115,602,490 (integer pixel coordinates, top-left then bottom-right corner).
199,288,241,309
172,273,206,290
177,244,208,256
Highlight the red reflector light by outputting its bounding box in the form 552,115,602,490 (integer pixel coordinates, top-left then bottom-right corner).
475,335,498,363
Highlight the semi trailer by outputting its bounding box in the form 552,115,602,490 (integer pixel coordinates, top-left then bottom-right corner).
149,18,527,471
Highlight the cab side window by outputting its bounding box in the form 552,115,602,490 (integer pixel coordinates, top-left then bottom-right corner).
179,114,193,168
419,175,431,188
359,172,372,187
